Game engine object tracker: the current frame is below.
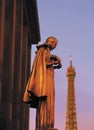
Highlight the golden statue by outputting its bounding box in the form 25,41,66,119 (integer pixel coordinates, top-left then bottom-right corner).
23,36,62,130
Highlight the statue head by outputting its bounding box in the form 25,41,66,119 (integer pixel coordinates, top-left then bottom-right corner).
45,36,58,50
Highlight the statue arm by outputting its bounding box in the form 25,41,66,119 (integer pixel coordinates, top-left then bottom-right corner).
46,54,62,69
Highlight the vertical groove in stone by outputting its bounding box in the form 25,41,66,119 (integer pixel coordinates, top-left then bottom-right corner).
12,0,22,129
24,27,30,130
19,0,23,94
0,0,5,102
11,0,16,102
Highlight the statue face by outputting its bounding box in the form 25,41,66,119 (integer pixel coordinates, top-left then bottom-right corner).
46,37,58,50
50,40,58,50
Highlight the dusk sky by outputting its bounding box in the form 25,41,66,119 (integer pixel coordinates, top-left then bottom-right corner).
29,1,94,130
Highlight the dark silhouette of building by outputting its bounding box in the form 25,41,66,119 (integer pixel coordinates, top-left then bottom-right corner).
0,0,40,130
65,56,78,130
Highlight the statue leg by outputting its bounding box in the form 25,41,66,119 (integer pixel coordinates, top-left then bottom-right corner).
36,99,47,130
35,95,54,130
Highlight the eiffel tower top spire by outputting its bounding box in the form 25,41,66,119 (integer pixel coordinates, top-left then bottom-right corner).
70,55,72,67
66,56,76,77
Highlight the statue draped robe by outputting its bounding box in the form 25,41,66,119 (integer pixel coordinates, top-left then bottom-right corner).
23,44,55,130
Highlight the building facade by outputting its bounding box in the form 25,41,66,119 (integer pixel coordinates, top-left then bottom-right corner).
0,0,40,130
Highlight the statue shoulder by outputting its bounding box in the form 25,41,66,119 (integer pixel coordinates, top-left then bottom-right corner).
36,43,49,50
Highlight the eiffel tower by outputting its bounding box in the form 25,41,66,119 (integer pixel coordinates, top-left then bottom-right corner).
65,56,78,130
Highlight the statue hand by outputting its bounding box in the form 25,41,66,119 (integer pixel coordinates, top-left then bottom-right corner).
53,62,62,69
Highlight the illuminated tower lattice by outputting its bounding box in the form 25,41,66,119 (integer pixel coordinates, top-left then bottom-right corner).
65,56,78,130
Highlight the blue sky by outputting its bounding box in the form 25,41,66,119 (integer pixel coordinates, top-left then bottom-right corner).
29,1,94,130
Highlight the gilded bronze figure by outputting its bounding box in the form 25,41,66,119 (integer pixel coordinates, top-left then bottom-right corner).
23,36,62,130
